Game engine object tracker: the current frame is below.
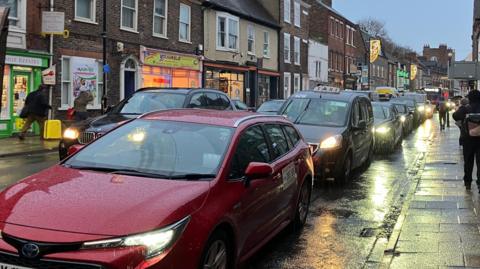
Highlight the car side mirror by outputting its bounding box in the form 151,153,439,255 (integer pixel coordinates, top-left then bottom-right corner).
106,105,114,113
355,121,367,130
67,144,85,157
244,162,273,187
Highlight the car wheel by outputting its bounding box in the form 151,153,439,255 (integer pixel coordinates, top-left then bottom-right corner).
200,230,231,269
337,153,352,184
294,179,312,229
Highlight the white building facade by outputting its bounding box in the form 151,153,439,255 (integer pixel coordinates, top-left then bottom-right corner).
308,40,328,88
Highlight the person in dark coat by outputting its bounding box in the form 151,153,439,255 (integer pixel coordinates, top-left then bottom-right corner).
18,85,51,140
453,90,480,190
456,98,469,146
437,97,448,130
73,90,93,121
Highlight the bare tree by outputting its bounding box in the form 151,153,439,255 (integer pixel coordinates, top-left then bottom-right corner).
358,17,389,39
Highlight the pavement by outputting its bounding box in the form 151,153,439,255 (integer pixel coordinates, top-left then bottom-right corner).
0,136,58,158
381,119,480,269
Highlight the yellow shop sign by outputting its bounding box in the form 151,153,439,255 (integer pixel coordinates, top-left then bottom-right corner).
140,46,201,71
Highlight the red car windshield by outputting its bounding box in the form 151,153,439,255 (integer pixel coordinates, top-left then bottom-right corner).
64,120,234,179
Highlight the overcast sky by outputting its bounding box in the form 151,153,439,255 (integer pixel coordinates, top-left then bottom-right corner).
333,0,473,60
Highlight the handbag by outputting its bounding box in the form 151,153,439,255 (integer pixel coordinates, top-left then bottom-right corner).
67,108,76,120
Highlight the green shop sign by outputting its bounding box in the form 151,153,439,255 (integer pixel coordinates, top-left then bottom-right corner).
397,70,409,78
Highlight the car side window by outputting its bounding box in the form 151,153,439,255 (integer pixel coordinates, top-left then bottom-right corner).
360,101,369,123
352,102,360,127
219,95,233,110
188,93,207,108
283,125,301,147
229,126,271,179
264,124,290,160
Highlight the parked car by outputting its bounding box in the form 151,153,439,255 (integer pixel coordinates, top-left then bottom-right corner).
257,99,286,115
0,110,313,269
391,101,414,135
279,91,374,182
372,102,403,153
395,97,422,127
59,88,236,160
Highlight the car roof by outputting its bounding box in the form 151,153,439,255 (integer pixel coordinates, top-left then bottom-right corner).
137,87,226,95
372,101,395,107
289,90,365,102
140,109,289,127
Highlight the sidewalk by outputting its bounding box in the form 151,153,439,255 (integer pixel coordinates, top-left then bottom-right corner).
0,136,58,158
382,119,480,268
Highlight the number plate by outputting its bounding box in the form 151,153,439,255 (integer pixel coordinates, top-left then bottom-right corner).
0,263,34,269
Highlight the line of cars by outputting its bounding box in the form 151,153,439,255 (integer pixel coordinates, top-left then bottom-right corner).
0,87,431,269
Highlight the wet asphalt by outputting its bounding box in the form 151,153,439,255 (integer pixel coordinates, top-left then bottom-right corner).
0,119,436,269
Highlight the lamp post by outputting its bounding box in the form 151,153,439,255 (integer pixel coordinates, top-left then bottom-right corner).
447,51,453,91
101,0,107,113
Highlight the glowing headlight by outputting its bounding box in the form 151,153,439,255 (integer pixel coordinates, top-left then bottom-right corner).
400,115,406,123
426,107,432,113
320,135,342,149
63,128,79,139
375,126,390,134
417,105,425,112
81,216,190,259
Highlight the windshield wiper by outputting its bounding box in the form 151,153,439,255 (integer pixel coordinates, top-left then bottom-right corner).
294,101,312,123
167,174,217,180
64,165,169,179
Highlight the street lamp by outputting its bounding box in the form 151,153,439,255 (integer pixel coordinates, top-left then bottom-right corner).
447,52,453,91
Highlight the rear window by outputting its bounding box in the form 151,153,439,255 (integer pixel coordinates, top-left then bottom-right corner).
258,101,284,113
117,92,186,115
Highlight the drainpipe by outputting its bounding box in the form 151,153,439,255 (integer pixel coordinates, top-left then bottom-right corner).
48,0,54,119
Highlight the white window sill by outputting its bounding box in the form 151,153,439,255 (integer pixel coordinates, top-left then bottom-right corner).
247,52,256,56
295,24,300,28
216,47,239,53
153,34,168,39
179,39,192,44
8,27,26,33
263,55,271,59
284,61,291,64
120,27,139,34
74,18,98,25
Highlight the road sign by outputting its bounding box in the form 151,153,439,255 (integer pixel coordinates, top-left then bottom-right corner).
42,11,65,35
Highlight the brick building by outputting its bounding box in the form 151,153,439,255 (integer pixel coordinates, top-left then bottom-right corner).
422,44,454,69
52,0,204,118
0,0,51,138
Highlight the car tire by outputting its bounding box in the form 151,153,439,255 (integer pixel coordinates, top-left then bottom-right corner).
294,179,312,230
336,153,352,184
200,230,232,269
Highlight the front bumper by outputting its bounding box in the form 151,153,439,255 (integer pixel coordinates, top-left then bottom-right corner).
312,147,346,180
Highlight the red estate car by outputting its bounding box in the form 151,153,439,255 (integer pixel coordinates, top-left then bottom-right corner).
0,109,314,269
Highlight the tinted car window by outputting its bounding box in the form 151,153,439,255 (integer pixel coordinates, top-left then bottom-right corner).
360,100,369,123
65,120,234,177
258,100,284,113
205,93,230,110
233,100,249,110
264,125,290,160
283,125,301,146
395,104,407,113
352,102,360,126
229,125,271,179
220,95,233,110
117,92,186,115
188,93,207,108
373,105,386,119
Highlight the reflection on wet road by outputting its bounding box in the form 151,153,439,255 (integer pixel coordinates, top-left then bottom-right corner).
248,120,434,269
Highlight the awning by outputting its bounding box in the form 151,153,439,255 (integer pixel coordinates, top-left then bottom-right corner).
204,62,250,72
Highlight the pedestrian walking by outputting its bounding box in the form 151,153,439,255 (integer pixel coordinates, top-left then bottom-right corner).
453,90,480,190
455,98,469,146
73,90,93,121
437,97,448,130
18,85,51,140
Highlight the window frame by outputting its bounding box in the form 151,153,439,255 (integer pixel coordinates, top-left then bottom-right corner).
284,72,291,98
247,25,255,55
294,36,300,65
74,0,96,23
294,1,300,27
263,124,291,162
284,0,291,23
152,0,168,38
284,33,291,63
263,31,270,58
293,73,300,93
216,12,239,51
120,0,138,32
179,3,191,42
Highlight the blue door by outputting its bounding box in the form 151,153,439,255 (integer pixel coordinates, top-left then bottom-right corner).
124,71,136,99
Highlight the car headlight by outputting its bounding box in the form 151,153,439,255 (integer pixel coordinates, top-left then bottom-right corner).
81,216,190,259
400,115,406,122
320,135,342,149
426,107,432,113
375,126,390,134
417,105,425,112
63,128,79,139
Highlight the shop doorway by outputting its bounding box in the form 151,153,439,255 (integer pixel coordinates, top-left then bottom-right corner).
122,58,138,100
11,72,30,133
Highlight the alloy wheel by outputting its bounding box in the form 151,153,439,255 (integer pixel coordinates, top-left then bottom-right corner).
298,182,311,224
203,240,227,269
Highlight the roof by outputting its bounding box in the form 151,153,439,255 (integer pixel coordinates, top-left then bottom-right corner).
315,0,355,25
141,109,288,127
137,88,225,95
475,0,480,20
289,90,366,102
203,0,279,29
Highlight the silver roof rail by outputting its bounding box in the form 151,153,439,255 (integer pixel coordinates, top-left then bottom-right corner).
233,114,285,127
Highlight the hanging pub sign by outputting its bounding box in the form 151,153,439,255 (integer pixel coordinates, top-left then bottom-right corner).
410,64,418,80
370,40,381,63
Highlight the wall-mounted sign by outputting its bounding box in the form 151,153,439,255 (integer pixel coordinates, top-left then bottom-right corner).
140,46,201,71
42,65,56,85
410,64,418,80
5,55,45,67
370,40,381,63
42,11,65,35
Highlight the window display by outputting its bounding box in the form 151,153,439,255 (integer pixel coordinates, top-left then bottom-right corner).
142,66,200,88
205,70,244,102
1,66,9,120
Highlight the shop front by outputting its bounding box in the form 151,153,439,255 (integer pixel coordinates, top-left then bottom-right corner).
204,62,248,103
257,69,279,107
140,46,202,90
0,50,49,138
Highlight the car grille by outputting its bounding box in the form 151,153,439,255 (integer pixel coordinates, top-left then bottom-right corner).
0,251,103,269
78,132,97,145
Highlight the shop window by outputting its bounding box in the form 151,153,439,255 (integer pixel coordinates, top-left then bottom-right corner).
284,72,291,98
121,0,137,31
294,1,300,27
247,25,255,55
263,31,270,57
216,13,239,51
1,65,9,119
284,0,291,23
179,4,191,42
153,0,167,37
258,75,270,107
205,70,245,102
284,33,290,63
294,36,300,65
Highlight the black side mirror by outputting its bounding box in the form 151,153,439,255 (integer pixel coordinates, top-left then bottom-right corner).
355,121,367,130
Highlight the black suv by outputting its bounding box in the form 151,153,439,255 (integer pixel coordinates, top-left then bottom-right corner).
59,88,235,160
279,91,374,182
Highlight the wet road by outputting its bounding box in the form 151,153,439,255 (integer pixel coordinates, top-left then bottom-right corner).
0,120,435,269
247,120,435,269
